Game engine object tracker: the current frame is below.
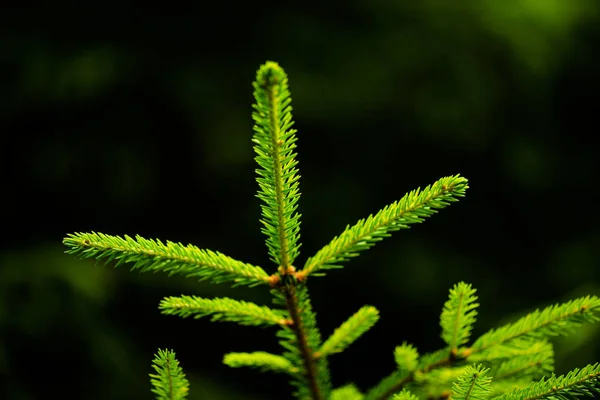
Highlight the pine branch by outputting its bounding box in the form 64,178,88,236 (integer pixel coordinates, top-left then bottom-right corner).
301,175,468,278
365,348,451,400
394,342,419,372
391,389,419,400
441,282,479,354
472,295,600,353
491,341,554,381
149,349,189,400
417,347,453,371
416,365,470,398
252,61,302,268
469,339,551,362
366,294,600,400
315,306,380,358
491,362,600,400
159,295,291,327
63,232,270,287
330,384,365,400
451,364,492,400
488,379,532,398
364,369,413,400
223,351,299,375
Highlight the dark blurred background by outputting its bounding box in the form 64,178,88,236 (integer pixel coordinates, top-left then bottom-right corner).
1,2,599,399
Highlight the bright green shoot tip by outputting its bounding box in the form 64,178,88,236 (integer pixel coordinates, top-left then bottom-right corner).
252,61,302,270
150,349,189,400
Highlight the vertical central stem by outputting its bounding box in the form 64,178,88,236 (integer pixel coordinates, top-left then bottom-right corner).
283,285,323,400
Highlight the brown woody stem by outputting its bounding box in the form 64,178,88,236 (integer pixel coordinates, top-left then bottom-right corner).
282,284,323,400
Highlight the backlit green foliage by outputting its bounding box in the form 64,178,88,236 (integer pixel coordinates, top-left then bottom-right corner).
223,351,298,375
302,175,468,277
472,296,600,353
491,340,554,382
253,61,302,268
150,349,189,400
451,364,491,400
330,384,364,400
317,306,380,358
440,282,479,352
159,295,290,327
394,342,419,372
392,389,419,400
363,286,600,400
63,61,600,400
492,363,600,400
63,232,270,287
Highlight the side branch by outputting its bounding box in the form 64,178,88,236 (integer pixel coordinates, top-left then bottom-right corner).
471,295,600,353
63,232,270,287
301,175,468,277
366,352,453,400
160,296,292,327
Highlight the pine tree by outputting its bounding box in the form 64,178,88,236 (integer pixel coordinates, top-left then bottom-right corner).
64,61,600,400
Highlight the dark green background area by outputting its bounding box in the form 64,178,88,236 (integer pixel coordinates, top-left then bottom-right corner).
1,2,599,399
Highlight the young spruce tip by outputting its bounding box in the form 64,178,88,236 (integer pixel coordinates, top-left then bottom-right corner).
63,61,600,400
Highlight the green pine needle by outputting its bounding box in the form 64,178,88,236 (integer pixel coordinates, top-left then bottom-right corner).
441,282,479,351
159,295,290,327
252,61,302,268
491,362,600,400
63,232,270,287
223,351,299,375
302,175,468,277
392,389,420,400
317,306,380,358
451,364,492,400
472,295,600,353
150,349,189,400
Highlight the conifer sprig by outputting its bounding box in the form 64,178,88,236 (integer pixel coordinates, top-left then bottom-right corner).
441,282,479,353
63,232,270,287
469,339,551,362
451,364,492,400
302,175,468,277
491,341,554,381
492,362,600,400
330,384,365,400
472,295,600,353
366,292,600,400
392,389,419,400
316,306,380,358
159,295,291,327
252,61,331,400
364,369,413,400
223,351,299,375
252,61,302,268
365,348,451,400
394,342,419,372
67,61,600,400
150,349,189,400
